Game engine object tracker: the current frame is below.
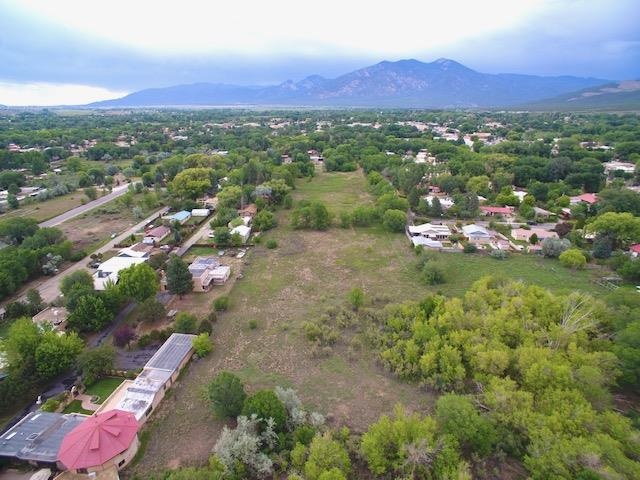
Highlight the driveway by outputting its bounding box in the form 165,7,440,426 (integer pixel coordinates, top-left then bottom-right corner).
38,184,131,227
175,217,212,257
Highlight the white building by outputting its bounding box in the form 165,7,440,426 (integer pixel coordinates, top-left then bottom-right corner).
230,225,251,244
462,224,492,243
93,257,147,290
407,223,451,240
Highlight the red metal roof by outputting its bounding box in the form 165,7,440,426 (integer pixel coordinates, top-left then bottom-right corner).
480,206,514,214
58,410,138,470
572,193,598,204
630,244,640,254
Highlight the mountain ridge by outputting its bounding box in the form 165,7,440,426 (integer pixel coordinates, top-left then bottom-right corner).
90,58,610,108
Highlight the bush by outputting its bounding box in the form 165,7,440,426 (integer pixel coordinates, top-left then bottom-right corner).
214,296,229,312
113,325,135,347
559,248,587,270
198,319,213,334
463,242,477,253
248,319,258,330
490,249,508,260
266,239,278,249
541,237,571,258
242,390,287,432
253,210,277,231
193,333,213,358
41,398,61,412
382,209,407,233
422,263,446,285
174,312,198,333
347,287,364,311
208,372,247,418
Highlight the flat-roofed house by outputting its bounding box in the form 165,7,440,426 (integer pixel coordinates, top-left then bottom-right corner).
93,257,147,290
511,228,558,243
188,256,231,292
117,242,153,258
462,224,492,243
162,210,191,225
407,223,451,240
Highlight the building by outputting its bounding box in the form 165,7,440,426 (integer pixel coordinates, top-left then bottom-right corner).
238,204,258,218
58,410,139,474
0,412,86,468
629,244,640,258
479,206,515,217
32,306,68,330
462,224,492,243
191,208,210,217
570,193,598,205
230,225,251,244
533,206,553,218
93,257,147,290
96,334,196,424
143,225,171,245
162,210,191,225
407,223,451,240
423,195,454,211
604,161,636,175
511,228,558,243
188,256,231,292
117,243,153,259
410,236,443,249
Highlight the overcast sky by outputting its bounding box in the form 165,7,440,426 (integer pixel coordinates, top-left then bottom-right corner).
0,0,638,105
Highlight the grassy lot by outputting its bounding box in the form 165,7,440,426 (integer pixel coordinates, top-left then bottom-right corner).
84,377,124,404
0,191,85,222
63,400,93,415
125,171,614,476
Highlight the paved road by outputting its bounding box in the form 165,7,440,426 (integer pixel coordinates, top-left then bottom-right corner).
39,184,130,227
175,217,212,256
5,206,169,308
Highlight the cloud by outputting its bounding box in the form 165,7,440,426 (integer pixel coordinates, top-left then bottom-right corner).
0,82,127,106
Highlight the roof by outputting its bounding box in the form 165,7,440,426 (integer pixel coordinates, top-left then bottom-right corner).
462,224,490,236
408,223,450,235
167,210,191,222
570,193,598,204
32,306,68,327
411,237,443,248
145,333,195,372
480,206,514,214
630,244,640,254
188,256,220,277
145,225,171,238
58,410,138,471
533,206,552,216
511,228,558,240
231,225,251,237
95,257,146,275
238,204,257,216
0,412,85,464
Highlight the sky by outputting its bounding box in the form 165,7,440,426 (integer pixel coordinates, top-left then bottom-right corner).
0,0,638,105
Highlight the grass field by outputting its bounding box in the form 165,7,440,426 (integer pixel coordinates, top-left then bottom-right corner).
0,191,85,222
63,400,93,415
84,377,124,404
125,170,614,476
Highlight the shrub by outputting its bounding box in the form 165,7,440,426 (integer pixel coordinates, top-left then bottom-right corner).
304,433,351,480
198,319,213,334
422,263,446,285
208,372,246,418
193,333,213,358
214,296,229,311
490,249,508,260
463,242,477,253
242,390,287,432
541,237,570,258
266,239,278,249
248,319,258,330
382,209,407,233
113,325,135,347
347,287,364,311
41,398,61,412
559,248,587,270
173,312,198,333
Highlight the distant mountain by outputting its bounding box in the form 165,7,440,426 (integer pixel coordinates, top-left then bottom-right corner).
90,58,609,108
523,80,640,111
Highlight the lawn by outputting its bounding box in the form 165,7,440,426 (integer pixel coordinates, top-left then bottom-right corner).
84,377,124,404
0,191,85,222
126,171,614,476
63,400,93,415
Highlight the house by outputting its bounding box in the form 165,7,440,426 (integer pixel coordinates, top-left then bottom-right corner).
191,208,210,217
162,210,191,225
410,236,443,249
604,161,636,175
58,410,139,474
533,206,553,218
407,223,451,240
32,306,68,330
570,193,598,205
462,224,492,243
231,225,251,244
93,257,147,290
238,204,258,218
188,256,231,292
423,195,455,211
201,196,218,210
479,206,515,217
511,228,558,243
143,225,171,245
0,411,86,468
629,244,640,258
96,334,196,425
117,242,153,258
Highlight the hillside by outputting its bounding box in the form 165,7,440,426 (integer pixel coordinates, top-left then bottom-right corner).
90,58,608,108
524,80,640,111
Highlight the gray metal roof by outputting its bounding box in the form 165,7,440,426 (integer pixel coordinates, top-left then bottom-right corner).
144,333,195,372
0,411,86,464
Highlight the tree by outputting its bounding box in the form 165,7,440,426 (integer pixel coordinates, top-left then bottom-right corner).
217,185,243,208
117,263,158,302
348,287,364,311
541,237,571,258
78,345,115,385
60,270,94,297
430,196,443,217
208,372,247,418
84,186,97,201
382,209,407,232
559,249,587,270
193,333,213,358
171,167,213,199
0,217,38,244
2,318,41,372
35,331,83,380
529,233,539,245
174,312,198,333
291,201,332,230
166,255,193,297
7,194,18,209
113,325,136,347
68,295,112,332
435,394,496,456
588,212,640,248
242,390,287,432
252,210,276,231
304,433,351,480
137,298,166,324
592,234,613,259
26,288,43,313
213,227,232,246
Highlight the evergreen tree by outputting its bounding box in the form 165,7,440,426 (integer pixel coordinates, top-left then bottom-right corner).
166,255,193,297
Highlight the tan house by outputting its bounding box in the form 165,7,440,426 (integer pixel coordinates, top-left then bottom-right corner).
188,256,231,292
511,228,558,243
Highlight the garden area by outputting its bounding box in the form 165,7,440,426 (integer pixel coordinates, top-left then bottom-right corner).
84,376,123,404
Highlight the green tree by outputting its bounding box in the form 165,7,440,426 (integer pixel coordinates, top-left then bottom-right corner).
435,394,496,455
68,295,112,332
174,312,198,333
117,262,159,302
252,210,276,231
588,212,640,248
84,186,97,201
304,433,351,480
171,167,213,199
166,255,193,297
208,372,246,418
0,217,38,244
559,248,587,270
382,209,407,232
77,344,115,385
242,390,287,432
137,298,166,323
60,270,94,297
193,333,213,358
217,185,243,208
35,331,83,380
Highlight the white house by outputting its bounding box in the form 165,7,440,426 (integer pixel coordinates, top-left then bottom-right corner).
230,225,251,244
411,236,443,249
462,224,492,243
423,195,455,210
191,208,210,217
407,223,451,240
117,242,153,258
93,257,147,290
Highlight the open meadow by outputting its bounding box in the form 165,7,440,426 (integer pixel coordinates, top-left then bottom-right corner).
125,171,613,477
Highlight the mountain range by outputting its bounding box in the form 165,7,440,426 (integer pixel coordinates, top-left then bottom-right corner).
524,80,640,111
91,58,612,109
